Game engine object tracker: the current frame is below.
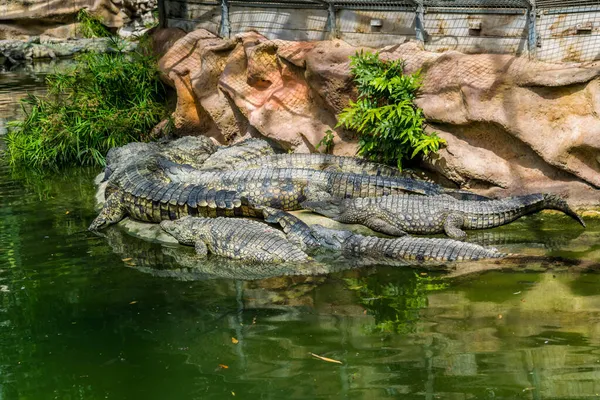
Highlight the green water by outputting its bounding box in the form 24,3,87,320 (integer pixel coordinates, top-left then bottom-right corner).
2,64,600,400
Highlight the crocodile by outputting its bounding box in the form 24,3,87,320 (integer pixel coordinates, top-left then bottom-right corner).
160,216,310,263
159,159,487,210
302,193,586,239
103,136,219,181
89,156,263,231
199,138,277,171
228,153,406,177
309,224,506,265
161,215,508,266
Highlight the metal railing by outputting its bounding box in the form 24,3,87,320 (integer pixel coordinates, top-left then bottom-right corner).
161,0,600,61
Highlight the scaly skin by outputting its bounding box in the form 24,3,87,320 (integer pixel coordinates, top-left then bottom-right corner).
309,225,506,264
104,136,218,181
160,159,483,209
161,217,507,265
231,153,405,177
303,193,586,239
160,216,310,263
89,157,261,230
199,138,276,170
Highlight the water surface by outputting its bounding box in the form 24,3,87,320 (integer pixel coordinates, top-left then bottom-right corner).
1,62,600,400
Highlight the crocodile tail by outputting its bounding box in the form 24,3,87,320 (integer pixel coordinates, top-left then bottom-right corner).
542,194,586,227
300,198,343,218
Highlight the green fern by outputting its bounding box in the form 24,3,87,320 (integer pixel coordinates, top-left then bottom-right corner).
337,51,444,169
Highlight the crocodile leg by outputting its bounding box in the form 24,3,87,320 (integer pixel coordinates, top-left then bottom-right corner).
194,241,209,257
89,191,127,230
360,214,408,237
334,203,407,236
443,212,467,239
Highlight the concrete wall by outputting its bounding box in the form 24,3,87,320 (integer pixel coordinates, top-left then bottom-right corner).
161,1,600,62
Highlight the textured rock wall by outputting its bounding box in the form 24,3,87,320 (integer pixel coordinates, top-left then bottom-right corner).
0,0,157,40
156,28,600,206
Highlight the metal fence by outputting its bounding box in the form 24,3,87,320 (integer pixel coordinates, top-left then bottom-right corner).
160,0,600,62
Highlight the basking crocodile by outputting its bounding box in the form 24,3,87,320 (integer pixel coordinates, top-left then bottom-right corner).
302,193,586,239
89,156,263,230
230,153,406,177
160,216,309,263
160,159,486,209
199,138,276,171
161,215,508,266
104,136,218,181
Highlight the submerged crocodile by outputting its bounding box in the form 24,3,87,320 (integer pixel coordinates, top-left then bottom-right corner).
161,215,508,265
302,193,586,239
309,225,506,265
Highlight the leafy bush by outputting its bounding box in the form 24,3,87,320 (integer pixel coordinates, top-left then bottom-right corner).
337,51,445,169
77,9,112,38
6,39,169,169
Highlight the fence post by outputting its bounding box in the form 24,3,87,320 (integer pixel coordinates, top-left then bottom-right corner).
157,0,166,28
415,1,426,45
527,1,537,59
219,0,231,38
327,2,338,39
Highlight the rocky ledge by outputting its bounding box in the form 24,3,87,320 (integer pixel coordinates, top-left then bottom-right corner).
0,37,137,64
154,28,600,207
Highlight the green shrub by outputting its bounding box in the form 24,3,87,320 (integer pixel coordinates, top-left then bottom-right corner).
6,40,169,169
77,9,112,38
337,51,445,169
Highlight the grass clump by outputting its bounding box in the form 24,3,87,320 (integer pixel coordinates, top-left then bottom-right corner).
337,51,445,169
77,9,112,38
6,40,168,169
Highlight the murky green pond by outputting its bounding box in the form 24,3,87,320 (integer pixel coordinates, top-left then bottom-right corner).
1,63,600,400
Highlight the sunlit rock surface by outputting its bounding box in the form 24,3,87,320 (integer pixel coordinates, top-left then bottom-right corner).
0,0,157,42
156,28,600,206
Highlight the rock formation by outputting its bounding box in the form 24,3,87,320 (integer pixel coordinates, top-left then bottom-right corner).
156,28,600,206
0,0,157,41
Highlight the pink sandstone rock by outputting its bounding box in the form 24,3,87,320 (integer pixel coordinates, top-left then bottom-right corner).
155,28,600,206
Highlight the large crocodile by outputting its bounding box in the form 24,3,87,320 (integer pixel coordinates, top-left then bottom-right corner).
224,153,406,177
309,224,506,265
302,193,586,239
161,216,508,266
89,156,263,230
199,138,276,170
160,159,486,209
103,136,219,181
160,216,309,263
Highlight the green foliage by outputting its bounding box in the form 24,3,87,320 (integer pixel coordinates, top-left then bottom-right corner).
77,9,111,38
337,51,445,169
345,273,448,334
316,129,335,154
6,40,168,169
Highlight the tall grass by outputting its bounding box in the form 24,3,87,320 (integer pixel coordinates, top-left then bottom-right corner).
77,9,112,38
6,39,169,169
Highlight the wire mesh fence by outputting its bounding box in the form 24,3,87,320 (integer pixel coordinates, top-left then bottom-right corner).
162,0,600,62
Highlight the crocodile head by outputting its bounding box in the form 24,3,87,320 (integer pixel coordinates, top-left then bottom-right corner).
309,224,353,250
161,136,218,169
160,217,198,245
